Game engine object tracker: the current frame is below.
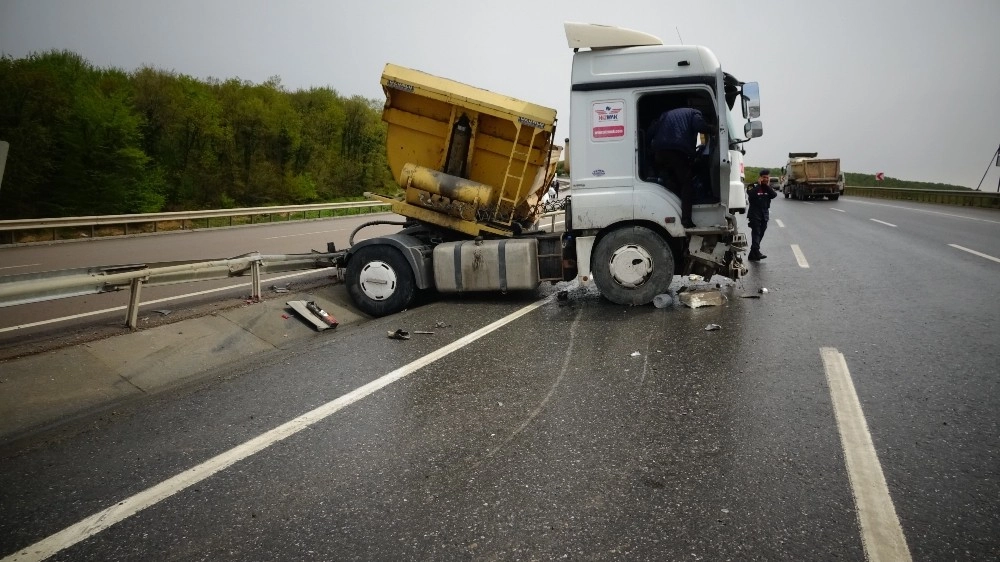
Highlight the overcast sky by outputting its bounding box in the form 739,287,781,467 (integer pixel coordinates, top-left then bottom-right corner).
2,0,999,188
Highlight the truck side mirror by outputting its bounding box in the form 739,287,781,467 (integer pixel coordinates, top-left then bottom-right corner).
741,82,761,119
744,120,763,139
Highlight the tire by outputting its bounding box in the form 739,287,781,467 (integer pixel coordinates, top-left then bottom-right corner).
783,190,789,199
345,245,416,317
829,194,840,201
592,226,674,306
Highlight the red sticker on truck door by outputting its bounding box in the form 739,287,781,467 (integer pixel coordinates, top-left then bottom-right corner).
592,101,625,141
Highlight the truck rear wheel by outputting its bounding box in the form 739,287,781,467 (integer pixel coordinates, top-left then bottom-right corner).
592,226,674,306
346,245,416,317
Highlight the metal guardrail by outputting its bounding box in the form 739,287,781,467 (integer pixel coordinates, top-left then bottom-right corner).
0,252,342,329
0,201,391,245
844,186,1000,208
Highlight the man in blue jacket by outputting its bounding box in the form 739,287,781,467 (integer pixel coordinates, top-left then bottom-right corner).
648,107,714,229
746,169,778,261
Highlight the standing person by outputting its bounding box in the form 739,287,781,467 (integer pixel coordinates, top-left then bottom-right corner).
648,107,714,228
746,169,778,261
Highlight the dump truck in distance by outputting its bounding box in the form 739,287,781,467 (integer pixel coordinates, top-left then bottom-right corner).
341,23,763,317
781,153,843,200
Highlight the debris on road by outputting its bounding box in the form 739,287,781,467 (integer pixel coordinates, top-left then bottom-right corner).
387,329,411,340
704,324,722,331
678,289,726,308
413,331,434,335
630,351,641,357
652,294,673,308
270,284,290,293
759,287,769,294
286,300,338,331
152,309,172,316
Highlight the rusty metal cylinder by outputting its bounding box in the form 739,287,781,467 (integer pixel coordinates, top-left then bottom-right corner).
399,163,495,207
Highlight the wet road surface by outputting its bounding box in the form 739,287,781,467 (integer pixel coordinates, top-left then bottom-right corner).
1,197,998,560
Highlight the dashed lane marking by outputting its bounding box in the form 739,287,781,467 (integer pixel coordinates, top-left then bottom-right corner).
0,263,42,271
870,219,897,227
775,219,785,228
264,228,351,240
791,244,810,268
1,294,554,562
820,347,912,562
948,244,1000,264
831,208,846,213
840,199,1000,225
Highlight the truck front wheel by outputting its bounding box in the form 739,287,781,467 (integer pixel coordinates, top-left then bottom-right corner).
346,245,416,317
592,226,674,306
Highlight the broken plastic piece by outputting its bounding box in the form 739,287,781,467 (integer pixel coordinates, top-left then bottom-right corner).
759,287,768,294
630,351,641,357
704,324,722,331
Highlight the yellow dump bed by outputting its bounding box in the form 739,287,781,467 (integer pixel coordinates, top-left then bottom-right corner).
375,64,560,237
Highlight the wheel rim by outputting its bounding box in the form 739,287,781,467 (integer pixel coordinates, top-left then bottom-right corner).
607,244,654,288
359,260,397,301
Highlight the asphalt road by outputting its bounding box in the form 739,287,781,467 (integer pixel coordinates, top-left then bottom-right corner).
1,197,998,560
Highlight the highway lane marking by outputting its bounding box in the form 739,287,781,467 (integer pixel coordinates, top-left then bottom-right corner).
948,244,1000,264
0,269,326,334
840,199,1000,225
1,294,553,562
775,219,785,228
870,219,897,227
831,208,845,213
790,244,810,268
0,263,42,271
820,347,912,562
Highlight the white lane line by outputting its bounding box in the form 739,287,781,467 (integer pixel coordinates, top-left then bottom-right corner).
790,244,810,268
0,263,42,271
840,199,1000,225
831,208,846,213
0,269,324,334
820,348,912,562
775,219,785,228
2,295,553,562
870,219,897,228
264,228,351,240
948,244,1000,264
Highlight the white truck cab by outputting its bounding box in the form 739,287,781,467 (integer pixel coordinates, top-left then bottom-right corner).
564,23,761,304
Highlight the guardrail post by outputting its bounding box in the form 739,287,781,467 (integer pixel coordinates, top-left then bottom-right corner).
126,277,143,329
250,260,262,301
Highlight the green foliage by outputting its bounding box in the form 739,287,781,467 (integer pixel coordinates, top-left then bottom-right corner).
0,52,393,219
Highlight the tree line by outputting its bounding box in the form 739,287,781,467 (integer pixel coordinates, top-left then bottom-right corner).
0,51,395,219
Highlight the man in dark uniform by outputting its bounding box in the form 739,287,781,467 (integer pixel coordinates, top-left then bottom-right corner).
648,107,714,228
746,169,778,261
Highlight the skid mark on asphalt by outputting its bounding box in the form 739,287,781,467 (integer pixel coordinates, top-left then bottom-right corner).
948,244,1000,264
820,348,912,562
473,301,582,467
1,293,555,562
790,244,810,268
870,219,897,227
